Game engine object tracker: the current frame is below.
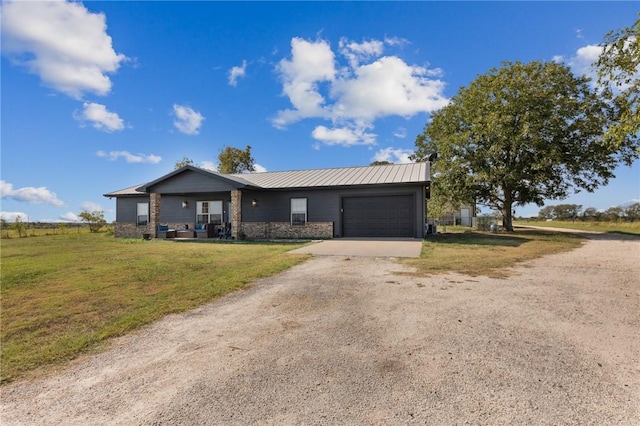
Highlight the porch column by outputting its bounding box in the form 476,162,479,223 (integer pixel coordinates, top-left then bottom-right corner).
231,189,242,240
150,192,161,237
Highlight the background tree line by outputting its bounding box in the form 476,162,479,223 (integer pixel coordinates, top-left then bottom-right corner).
537,203,640,222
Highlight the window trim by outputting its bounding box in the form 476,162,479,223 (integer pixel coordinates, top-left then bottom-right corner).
136,202,149,226
290,198,307,226
196,200,223,225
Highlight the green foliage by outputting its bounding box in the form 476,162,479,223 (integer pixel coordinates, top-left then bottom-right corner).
0,218,9,239
412,60,640,232
538,202,640,222
603,206,624,222
625,202,640,222
78,210,106,233
56,223,68,234
537,204,582,221
217,145,255,174
174,156,194,170
582,207,601,221
370,160,392,166
596,15,640,149
12,215,26,238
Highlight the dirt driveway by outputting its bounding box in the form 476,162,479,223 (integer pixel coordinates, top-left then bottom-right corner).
2,233,639,425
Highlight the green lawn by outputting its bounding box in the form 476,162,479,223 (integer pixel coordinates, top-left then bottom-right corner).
1,233,308,383
403,229,584,278
514,220,640,235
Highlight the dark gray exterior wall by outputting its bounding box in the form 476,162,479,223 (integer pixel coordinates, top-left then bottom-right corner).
115,195,150,223
241,184,426,238
158,193,232,224
146,169,238,194
116,194,232,224
114,183,426,238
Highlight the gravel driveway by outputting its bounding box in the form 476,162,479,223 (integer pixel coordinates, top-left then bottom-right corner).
2,232,639,425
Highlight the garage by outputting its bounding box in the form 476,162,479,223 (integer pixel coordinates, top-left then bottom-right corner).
342,195,414,237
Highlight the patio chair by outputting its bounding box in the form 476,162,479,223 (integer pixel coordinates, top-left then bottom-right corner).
219,223,232,239
157,224,176,238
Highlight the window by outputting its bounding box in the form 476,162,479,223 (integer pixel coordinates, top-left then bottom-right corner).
291,198,307,225
137,203,149,226
197,201,223,225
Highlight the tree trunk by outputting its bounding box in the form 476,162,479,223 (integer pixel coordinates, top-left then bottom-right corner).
502,193,514,232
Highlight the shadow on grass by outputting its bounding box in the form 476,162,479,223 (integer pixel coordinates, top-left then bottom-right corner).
425,232,528,247
593,231,640,241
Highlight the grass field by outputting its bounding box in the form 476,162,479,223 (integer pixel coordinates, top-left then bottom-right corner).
1,233,308,384
514,220,640,235
2,228,588,383
1,225,93,239
404,229,584,278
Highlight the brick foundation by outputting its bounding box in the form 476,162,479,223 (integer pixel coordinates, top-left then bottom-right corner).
115,223,154,239
240,222,333,240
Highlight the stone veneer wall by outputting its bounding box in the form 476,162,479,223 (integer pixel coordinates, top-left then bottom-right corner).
115,222,202,239
150,193,160,237
115,223,153,239
240,222,333,240
230,190,242,240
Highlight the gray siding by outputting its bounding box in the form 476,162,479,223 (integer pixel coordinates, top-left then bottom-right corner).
147,170,238,194
241,184,425,238
116,184,426,238
116,195,150,223
159,194,232,224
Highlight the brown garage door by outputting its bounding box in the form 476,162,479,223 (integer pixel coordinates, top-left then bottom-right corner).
342,195,414,237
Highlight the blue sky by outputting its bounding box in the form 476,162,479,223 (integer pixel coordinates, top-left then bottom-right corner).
1,1,638,223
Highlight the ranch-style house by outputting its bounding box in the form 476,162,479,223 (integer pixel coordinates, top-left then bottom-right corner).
104,162,431,240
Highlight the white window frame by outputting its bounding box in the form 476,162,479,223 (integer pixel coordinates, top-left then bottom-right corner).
196,201,223,225
291,198,307,226
137,202,149,226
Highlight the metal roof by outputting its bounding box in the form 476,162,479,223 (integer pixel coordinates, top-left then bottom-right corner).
104,163,429,197
232,162,429,189
103,184,146,197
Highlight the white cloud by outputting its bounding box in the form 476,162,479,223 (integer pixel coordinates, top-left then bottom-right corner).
172,104,204,135
569,44,603,79
273,36,448,147
74,102,124,132
312,124,376,146
81,201,102,212
0,211,29,222
339,38,384,68
96,151,161,164
253,163,267,173
60,212,79,222
228,60,247,86
373,147,415,164
273,38,336,127
393,127,407,138
200,161,218,172
1,0,127,99
384,36,409,48
331,56,448,120
0,180,64,206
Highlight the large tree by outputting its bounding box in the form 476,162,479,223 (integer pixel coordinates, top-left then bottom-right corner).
596,15,639,148
412,60,639,232
174,156,194,170
217,145,255,174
